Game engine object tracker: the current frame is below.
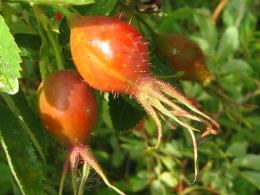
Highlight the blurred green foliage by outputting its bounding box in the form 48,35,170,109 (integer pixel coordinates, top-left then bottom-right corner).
0,0,260,194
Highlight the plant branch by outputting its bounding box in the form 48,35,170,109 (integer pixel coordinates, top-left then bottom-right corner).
211,0,229,24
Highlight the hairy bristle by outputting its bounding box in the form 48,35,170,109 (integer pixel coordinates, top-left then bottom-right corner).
134,77,220,181
59,145,125,195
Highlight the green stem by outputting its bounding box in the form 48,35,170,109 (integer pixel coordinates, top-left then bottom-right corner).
32,5,49,79
33,5,64,71
0,93,46,163
44,29,64,70
39,60,47,80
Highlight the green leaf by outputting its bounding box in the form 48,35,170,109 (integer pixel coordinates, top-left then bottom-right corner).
8,91,47,162
233,154,260,171
0,15,21,94
0,162,12,195
217,26,239,60
194,9,218,49
130,177,149,192
0,105,44,195
151,180,166,195
109,95,145,131
160,156,176,172
6,0,94,5
159,172,178,187
76,0,117,15
221,59,253,75
223,0,247,27
240,171,260,190
226,142,247,157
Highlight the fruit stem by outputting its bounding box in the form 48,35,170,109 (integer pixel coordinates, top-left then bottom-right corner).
33,5,65,71
211,0,229,24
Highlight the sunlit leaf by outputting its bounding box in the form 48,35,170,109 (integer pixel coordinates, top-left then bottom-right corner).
217,26,239,60
0,15,21,94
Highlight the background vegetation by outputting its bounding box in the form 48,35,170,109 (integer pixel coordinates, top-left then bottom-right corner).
0,0,259,194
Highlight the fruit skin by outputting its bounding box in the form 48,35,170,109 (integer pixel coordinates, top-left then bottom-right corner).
70,15,219,152
155,33,215,86
70,16,150,94
38,70,97,146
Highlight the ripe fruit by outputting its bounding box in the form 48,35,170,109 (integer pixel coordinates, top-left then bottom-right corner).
155,33,251,112
70,16,220,156
38,70,96,145
155,33,215,86
38,70,124,195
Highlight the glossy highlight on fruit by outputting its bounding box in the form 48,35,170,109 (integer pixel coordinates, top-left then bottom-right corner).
155,33,215,85
70,16,220,180
38,70,96,145
70,16,149,94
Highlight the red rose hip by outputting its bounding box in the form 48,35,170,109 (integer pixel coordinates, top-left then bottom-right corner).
38,70,124,195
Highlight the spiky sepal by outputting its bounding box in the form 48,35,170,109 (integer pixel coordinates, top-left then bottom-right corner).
58,144,125,195
134,77,220,181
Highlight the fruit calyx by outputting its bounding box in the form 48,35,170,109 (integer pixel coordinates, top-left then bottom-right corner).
60,144,125,195
133,77,220,147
